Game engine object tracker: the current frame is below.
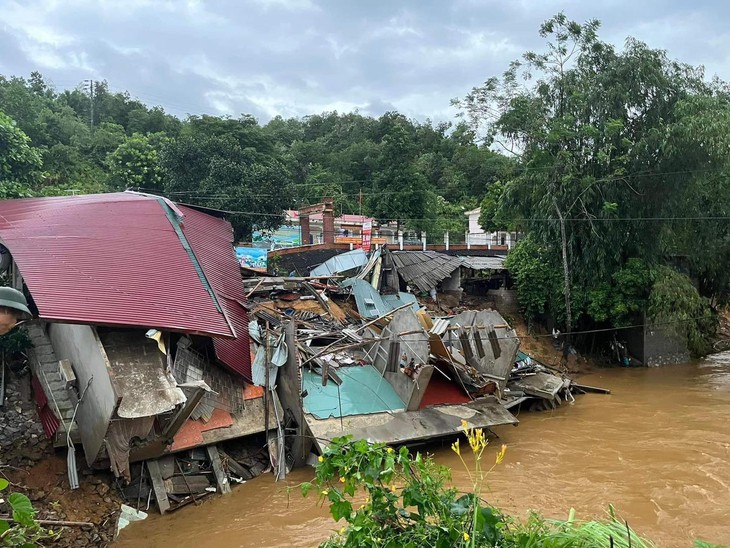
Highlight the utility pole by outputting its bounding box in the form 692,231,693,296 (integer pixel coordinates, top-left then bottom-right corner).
553,197,572,362
84,79,94,132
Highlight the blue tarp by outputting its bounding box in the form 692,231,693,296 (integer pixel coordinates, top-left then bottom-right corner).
302,365,406,419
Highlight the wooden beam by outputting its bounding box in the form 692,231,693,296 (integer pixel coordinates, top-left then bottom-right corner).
217,446,249,478
299,203,327,215
572,383,611,395
161,384,207,443
146,460,170,514
206,445,231,495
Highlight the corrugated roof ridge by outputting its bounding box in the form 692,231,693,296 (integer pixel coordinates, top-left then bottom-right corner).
157,198,224,316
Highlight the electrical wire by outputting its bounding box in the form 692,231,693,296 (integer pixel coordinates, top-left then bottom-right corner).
284,314,717,345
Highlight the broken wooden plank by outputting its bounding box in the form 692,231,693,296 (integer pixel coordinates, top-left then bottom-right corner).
217,447,249,478
161,382,207,442
301,282,343,326
572,382,611,394
164,475,211,495
146,460,170,514
206,445,231,495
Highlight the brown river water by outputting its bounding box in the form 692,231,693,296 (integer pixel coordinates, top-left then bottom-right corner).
115,354,730,547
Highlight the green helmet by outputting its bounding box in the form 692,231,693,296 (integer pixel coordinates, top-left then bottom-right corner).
0,287,31,318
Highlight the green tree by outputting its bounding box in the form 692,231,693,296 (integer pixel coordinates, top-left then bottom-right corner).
160,122,294,239
456,13,724,349
108,133,164,190
0,111,42,198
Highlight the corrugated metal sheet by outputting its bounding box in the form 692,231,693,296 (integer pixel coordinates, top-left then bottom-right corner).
430,317,451,336
179,206,252,379
0,193,233,337
341,278,385,318
342,278,419,318
302,365,405,419
0,193,235,338
381,292,419,313
391,251,462,292
32,375,60,439
458,255,506,270
310,248,368,276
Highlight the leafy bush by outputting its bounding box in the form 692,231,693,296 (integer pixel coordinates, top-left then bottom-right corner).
649,266,715,356
0,326,33,356
503,236,562,327
0,478,58,546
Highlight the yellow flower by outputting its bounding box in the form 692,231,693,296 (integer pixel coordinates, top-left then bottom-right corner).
321,489,329,496
451,438,460,455
339,476,346,483
467,427,487,453
390,484,397,492
463,532,470,541
460,419,469,431
318,455,324,463
386,447,394,453
339,527,346,535
495,444,507,465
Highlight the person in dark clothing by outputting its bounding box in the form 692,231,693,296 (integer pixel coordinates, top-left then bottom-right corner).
0,287,32,335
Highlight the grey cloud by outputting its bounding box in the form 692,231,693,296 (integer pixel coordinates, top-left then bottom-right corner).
2,0,730,123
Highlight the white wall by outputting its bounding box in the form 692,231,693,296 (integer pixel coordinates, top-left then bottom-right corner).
48,323,117,466
467,210,483,235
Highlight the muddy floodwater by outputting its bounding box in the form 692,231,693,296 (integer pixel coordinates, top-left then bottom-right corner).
116,354,730,548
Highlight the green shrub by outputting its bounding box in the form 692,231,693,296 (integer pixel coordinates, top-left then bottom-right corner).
0,478,59,546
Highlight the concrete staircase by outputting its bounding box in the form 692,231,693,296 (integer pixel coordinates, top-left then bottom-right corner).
26,322,78,446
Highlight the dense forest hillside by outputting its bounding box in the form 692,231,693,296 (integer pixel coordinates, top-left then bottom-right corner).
0,72,512,241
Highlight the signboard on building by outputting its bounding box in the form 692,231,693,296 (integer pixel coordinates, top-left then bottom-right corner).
235,247,268,270
252,225,301,249
360,221,372,250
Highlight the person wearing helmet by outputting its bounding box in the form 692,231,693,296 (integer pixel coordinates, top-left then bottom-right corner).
0,287,32,335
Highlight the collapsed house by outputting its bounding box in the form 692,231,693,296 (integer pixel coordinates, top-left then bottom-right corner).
0,192,281,512
242,245,592,461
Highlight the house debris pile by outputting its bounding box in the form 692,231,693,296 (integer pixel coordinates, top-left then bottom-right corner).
116,441,270,515
242,246,598,460
0,192,286,521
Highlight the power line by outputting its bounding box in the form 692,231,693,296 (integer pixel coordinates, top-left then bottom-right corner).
247,314,714,344
131,190,730,224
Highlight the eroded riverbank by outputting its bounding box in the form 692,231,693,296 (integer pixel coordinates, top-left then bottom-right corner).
115,355,730,548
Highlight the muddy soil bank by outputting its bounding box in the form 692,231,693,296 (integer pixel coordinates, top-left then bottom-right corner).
1,371,121,547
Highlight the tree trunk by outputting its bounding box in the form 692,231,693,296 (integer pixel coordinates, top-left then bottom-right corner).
553,198,572,361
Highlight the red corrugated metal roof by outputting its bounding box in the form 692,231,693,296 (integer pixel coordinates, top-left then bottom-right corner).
0,192,235,338
178,206,252,379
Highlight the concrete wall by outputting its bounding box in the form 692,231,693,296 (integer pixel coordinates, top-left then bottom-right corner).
466,210,483,235
371,308,432,411
624,320,689,367
644,323,690,366
441,268,462,292
487,288,519,315
48,323,117,466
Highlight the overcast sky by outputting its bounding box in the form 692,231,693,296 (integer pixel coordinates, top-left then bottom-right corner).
1,0,729,123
